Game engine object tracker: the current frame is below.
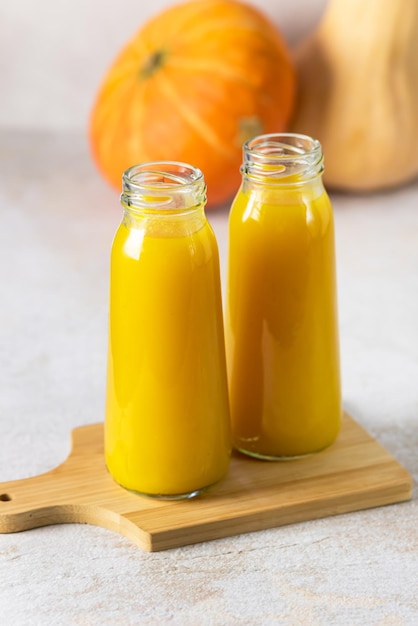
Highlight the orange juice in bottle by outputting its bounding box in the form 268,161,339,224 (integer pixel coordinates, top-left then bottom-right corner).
105,162,231,497
226,134,341,459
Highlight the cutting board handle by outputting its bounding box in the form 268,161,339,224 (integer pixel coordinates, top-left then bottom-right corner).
0,423,112,534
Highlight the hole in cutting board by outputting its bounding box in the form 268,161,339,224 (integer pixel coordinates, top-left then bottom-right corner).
0,494,12,502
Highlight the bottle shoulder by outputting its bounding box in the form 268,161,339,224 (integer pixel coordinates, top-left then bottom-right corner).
111,216,218,264
230,184,334,238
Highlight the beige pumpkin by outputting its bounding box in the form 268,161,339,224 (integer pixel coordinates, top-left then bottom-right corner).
291,0,418,191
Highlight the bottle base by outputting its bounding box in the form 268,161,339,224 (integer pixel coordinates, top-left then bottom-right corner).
125,486,210,500
235,438,338,461
105,460,229,500
235,447,315,461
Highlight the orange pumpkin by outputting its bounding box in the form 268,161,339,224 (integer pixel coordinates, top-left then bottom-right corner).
89,0,296,207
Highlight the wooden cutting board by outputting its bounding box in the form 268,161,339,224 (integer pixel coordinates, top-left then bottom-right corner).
0,413,412,552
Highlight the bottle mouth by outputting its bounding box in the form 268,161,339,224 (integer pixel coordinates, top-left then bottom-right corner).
242,133,324,183
121,161,207,211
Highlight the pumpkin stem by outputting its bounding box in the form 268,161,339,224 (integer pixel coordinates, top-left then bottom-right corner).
236,116,264,147
140,50,166,79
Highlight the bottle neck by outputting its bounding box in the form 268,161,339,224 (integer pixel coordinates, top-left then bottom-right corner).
241,133,325,193
120,162,207,232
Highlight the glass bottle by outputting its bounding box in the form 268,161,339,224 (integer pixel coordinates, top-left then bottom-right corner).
225,133,342,459
105,162,231,498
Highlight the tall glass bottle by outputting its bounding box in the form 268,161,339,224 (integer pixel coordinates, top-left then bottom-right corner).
225,133,341,459
105,162,231,498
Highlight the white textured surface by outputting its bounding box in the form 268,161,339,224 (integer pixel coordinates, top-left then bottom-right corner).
0,132,418,625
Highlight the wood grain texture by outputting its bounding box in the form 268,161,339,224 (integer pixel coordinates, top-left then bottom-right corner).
0,413,413,551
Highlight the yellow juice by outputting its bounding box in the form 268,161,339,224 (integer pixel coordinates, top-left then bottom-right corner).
226,182,341,458
105,216,231,496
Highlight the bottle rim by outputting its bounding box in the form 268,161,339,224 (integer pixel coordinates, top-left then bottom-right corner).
121,161,207,212
242,132,324,184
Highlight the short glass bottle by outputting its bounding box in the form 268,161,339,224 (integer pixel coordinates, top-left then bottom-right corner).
225,133,342,460
105,162,231,498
